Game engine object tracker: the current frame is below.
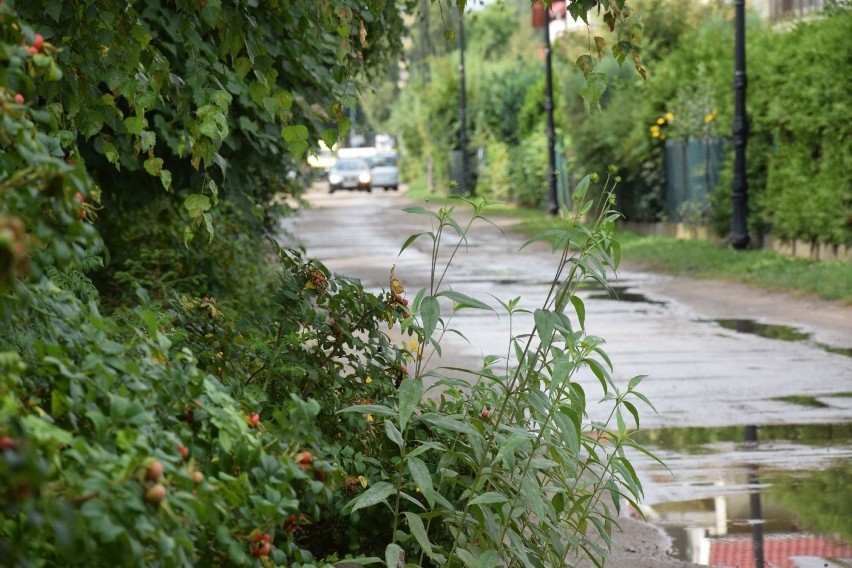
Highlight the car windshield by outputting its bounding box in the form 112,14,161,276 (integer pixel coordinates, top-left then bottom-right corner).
334,159,368,171
369,155,397,167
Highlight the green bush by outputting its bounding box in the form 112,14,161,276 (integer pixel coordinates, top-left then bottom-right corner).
2,2,657,566
750,9,852,245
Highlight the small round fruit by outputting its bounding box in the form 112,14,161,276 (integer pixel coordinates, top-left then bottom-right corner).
178,446,190,459
251,541,271,558
145,483,167,504
33,34,44,49
14,94,24,104
481,409,489,419
191,470,204,484
145,459,164,481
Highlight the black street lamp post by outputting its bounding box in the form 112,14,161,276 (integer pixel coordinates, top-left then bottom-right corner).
731,0,750,249
543,6,559,216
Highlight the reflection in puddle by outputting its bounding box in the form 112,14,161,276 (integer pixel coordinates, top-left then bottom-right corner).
773,395,830,408
710,318,852,358
586,285,668,305
640,425,852,567
633,422,852,450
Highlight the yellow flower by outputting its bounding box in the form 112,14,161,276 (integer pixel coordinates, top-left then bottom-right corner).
656,117,665,125
650,125,661,138
358,475,368,488
704,113,714,124
365,376,372,384
665,112,674,121
366,414,374,423
390,266,405,295
304,281,316,290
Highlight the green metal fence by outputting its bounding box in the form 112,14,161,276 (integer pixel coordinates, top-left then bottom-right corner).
664,137,727,222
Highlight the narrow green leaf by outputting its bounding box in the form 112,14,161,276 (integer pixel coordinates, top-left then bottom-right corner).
623,400,640,429
399,232,429,255
384,420,403,449
403,512,433,556
534,309,555,352
420,413,482,441
402,205,442,220
338,404,396,417
584,358,611,394
570,295,586,330
469,492,508,506
627,374,646,390
406,457,435,507
420,296,440,344
477,550,500,568
350,481,395,514
384,543,404,568
438,290,493,311
398,379,423,432
160,169,172,191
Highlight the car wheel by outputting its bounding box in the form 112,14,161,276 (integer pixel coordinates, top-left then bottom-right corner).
329,187,335,194
392,185,399,191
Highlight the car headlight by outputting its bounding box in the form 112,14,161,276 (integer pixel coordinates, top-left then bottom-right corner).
358,172,371,184
328,174,341,184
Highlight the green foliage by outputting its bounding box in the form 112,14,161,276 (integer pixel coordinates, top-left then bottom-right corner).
748,9,852,244
2,1,659,566
389,0,647,204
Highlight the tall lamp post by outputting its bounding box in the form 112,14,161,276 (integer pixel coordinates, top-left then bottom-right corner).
731,0,750,249
543,4,559,215
533,2,560,215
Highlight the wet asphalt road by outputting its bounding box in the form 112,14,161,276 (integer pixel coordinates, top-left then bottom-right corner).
279,185,852,512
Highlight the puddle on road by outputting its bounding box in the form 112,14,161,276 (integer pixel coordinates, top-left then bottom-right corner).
634,424,852,567
633,422,852,451
708,318,852,358
586,285,668,306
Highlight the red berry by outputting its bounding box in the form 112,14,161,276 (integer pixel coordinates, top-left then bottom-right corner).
246,412,260,427
178,446,190,459
28,46,39,55
33,34,44,49
14,93,24,104
251,541,271,558
0,436,18,450
481,409,489,419
75,191,84,202
300,451,312,463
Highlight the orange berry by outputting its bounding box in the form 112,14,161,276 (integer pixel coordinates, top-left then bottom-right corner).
145,483,167,504
146,459,164,481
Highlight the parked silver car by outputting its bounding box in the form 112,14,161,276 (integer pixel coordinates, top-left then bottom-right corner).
328,158,372,193
368,153,399,191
